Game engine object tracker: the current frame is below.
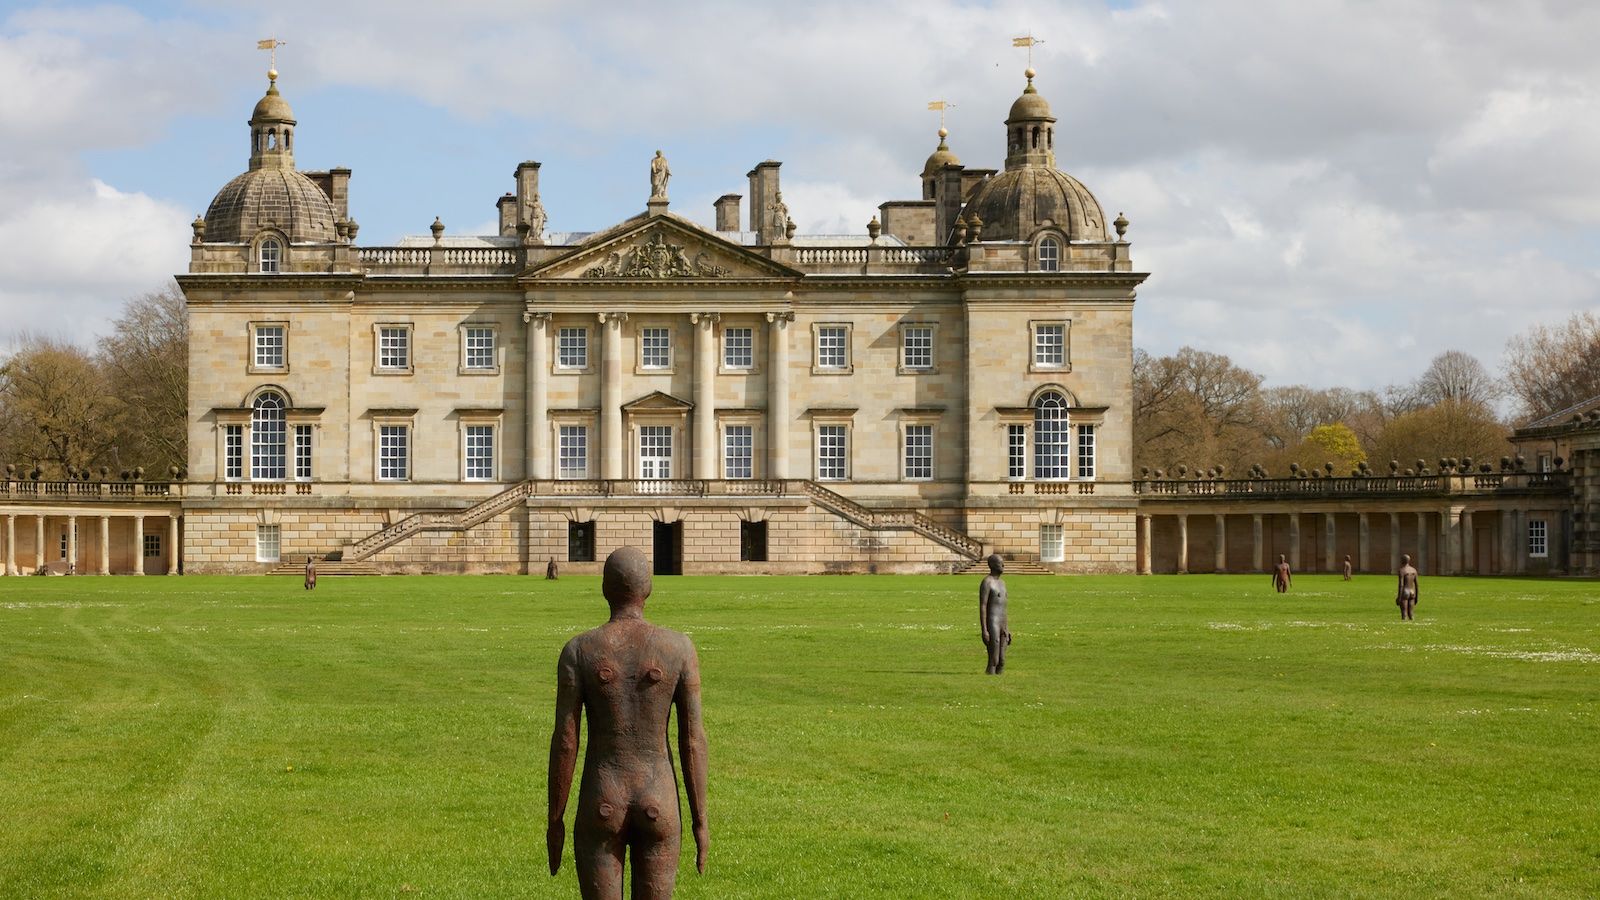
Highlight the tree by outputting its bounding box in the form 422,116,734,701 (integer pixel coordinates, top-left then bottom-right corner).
97,282,189,475
0,336,119,477
1412,350,1500,408
1367,400,1507,471
1503,311,1600,421
1134,346,1267,473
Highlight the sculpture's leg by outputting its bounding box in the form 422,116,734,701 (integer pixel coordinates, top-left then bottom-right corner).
575,821,626,900
629,798,681,900
984,638,998,674
995,631,1007,674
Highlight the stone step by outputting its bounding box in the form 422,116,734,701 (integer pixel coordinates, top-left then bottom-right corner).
957,556,1055,576
267,559,381,576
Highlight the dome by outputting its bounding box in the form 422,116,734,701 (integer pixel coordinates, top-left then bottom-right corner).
921,130,961,178
1008,84,1052,122
251,79,295,124
960,166,1109,243
204,168,337,243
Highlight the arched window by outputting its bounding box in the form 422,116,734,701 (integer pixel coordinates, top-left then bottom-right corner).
251,391,287,480
1038,237,1060,272
259,237,281,274
1034,391,1070,479
1031,126,1040,148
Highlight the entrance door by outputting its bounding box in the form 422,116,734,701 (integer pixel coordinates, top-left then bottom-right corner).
640,426,673,480
652,521,683,575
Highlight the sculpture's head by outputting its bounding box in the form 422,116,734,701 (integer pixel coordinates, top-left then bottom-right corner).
1279,554,1287,563
987,553,1004,575
602,546,653,610
1401,554,1411,566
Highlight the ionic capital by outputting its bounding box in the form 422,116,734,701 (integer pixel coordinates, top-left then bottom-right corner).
765,310,795,326
597,311,629,325
690,311,721,327
523,310,552,327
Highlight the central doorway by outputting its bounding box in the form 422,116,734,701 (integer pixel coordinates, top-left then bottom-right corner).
652,521,683,575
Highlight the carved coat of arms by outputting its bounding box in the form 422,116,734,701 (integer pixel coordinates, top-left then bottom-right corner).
583,233,731,279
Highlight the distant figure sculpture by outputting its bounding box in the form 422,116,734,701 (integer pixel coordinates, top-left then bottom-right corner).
978,554,1011,675
526,194,547,239
548,546,708,897
304,556,316,591
768,192,788,238
547,557,559,580
1342,555,1353,581
1273,554,1292,593
649,150,671,200
1396,554,1420,621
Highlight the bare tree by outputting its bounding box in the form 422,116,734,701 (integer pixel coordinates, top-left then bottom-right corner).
0,335,119,476
1413,350,1500,408
1134,346,1267,472
1503,311,1600,421
97,282,189,474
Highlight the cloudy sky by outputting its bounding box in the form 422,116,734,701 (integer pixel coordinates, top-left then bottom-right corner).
2,0,1596,391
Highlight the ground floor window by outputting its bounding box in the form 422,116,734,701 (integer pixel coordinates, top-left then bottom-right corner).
1040,524,1064,562
257,525,281,563
904,424,933,480
817,425,847,481
144,533,161,557
379,425,409,481
740,520,768,562
1528,519,1548,558
568,520,595,562
464,425,495,481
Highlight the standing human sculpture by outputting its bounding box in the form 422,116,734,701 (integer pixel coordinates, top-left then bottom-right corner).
304,556,316,591
1273,554,1292,593
978,554,1011,675
1396,554,1420,620
547,546,708,898
1342,555,1353,581
649,151,671,200
768,192,788,238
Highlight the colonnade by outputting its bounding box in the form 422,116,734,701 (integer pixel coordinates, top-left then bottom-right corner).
0,511,180,576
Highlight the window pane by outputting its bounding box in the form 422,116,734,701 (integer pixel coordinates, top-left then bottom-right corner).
1008,424,1026,479
1034,324,1065,367
1039,238,1060,272
1077,425,1096,480
1528,520,1548,558
1040,524,1064,562
642,327,671,368
465,425,494,480
1034,392,1069,479
143,533,161,557
558,425,588,479
903,326,933,369
257,524,280,563
255,325,284,369
379,327,409,369
640,426,672,479
724,327,753,368
465,327,495,369
725,425,753,479
379,425,408,480
818,425,846,480
558,328,588,368
225,425,243,480
817,326,847,369
294,425,312,480
251,392,286,480
904,424,933,479
260,239,281,274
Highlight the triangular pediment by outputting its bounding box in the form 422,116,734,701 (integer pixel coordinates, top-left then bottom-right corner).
621,390,693,412
525,213,800,281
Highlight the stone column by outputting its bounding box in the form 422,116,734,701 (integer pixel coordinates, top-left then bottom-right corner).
1500,509,1516,576
1358,512,1370,573
524,311,550,481
1139,514,1153,575
168,515,180,576
67,515,77,574
1511,508,1527,575
1389,512,1400,573
1176,514,1189,574
766,311,792,480
1460,509,1474,574
132,515,145,576
98,515,110,575
36,516,46,574
1289,514,1301,572
1415,512,1427,574
3,514,14,575
1214,514,1227,572
1441,509,1457,576
692,312,719,480
1251,514,1263,571
599,312,627,480
1324,512,1336,573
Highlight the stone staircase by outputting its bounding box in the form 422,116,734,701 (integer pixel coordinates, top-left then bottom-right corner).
342,481,536,562
957,555,1056,576
795,480,985,562
267,557,381,576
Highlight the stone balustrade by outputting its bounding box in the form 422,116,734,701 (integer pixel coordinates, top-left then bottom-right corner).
1132,472,1568,500
2,480,181,501
357,246,521,275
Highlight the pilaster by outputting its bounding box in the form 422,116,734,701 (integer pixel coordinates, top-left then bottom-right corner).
766,311,792,479
692,312,720,480
525,311,551,480
98,515,109,575
599,312,627,480
1214,513,1226,573
1251,513,1263,571
133,516,145,575
1358,512,1370,573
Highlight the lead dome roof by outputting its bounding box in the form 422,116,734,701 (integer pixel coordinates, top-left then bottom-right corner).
204,169,338,243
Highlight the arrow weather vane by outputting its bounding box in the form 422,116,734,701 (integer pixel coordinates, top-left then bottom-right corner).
1013,33,1044,68
257,37,287,72
927,100,955,132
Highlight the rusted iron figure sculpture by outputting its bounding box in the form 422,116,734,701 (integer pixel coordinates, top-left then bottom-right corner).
547,557,559,580
1342,555,1353,581
1273,554,1292,593
1396,554,1420,621
304,556,316,591
548,546,708,898
979,554,1011,674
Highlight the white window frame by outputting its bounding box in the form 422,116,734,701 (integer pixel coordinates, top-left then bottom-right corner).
250,322,287,373
557,424,589,479
224,424,243,481
293,424,313,481
1528,519,1548,558
1040,523,1065,562
556,326,590,371
251,392,287,482
256,524,281,563
462,422,496,481
812,323,853,374
722,326,754,371
1076,424,1097,481
258,237,282,274
902,423,934,481
815,423,849,481
1008,424,1027,480
1031,321,1069,372
1034,391,1071,480
376,422,411,482
1037,236,1061,272
638,425,674,479
638,325,674,372
375,324,413,374
143,532,162,558
724,424,754,479
899,323,936,373
460,324,498,374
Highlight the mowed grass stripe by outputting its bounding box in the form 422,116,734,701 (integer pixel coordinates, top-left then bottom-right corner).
0,574,1596,898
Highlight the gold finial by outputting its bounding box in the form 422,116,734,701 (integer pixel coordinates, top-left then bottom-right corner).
257,38,287,79
1013,33,1044,79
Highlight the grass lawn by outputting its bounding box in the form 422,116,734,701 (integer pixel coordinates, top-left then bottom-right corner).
1,572,1597,898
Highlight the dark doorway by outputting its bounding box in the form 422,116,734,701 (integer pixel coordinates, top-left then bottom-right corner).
740,520,768,562
652,521,683,575
568,521,595,562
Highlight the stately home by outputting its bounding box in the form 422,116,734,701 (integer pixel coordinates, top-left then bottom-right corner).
1,67,1594,577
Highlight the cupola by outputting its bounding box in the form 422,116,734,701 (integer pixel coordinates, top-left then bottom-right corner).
249,68,297,171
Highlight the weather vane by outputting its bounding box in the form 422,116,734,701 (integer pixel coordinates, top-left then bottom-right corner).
257,37,287,74
927,100,956,132
1012,33,1044,69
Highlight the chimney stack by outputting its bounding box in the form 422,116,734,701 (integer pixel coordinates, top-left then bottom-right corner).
747,161,782,243
714,194,742,232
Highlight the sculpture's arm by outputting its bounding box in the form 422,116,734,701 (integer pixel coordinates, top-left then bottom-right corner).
547,641,582,875
676,643,709,874
978,583,991,643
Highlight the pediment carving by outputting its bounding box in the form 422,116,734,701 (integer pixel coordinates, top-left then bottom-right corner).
583,233,731,279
